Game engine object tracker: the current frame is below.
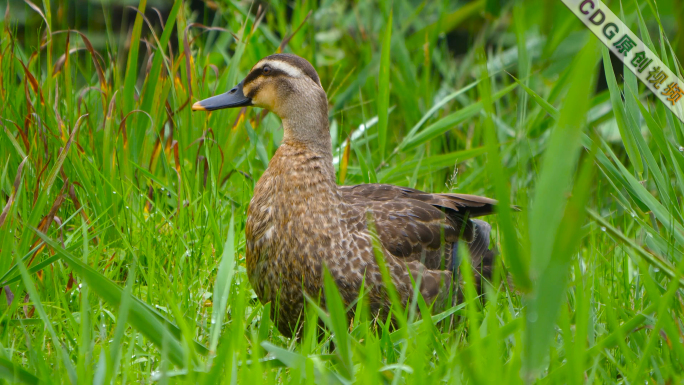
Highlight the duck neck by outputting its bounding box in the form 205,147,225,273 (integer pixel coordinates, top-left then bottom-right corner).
275,88,335,180
279,92,332,157
269,122,335,193
281,119,331,156
277,127,336,186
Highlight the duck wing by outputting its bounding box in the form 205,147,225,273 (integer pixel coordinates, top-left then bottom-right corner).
341,184,497,216
340,184,496,272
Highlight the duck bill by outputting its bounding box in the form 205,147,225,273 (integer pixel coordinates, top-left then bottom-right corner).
192,81,252,111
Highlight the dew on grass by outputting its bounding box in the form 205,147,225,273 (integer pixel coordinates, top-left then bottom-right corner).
679,146,684,152
600,226,606,232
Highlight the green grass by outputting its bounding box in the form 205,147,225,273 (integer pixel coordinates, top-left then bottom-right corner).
1,0,684,383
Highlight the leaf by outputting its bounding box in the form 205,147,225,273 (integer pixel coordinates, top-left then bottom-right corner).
44,114,87,195
545,302,658,382
0,157,27,227
2,122,29,160
525,37,599,377
16,243,78,384
507,72,559,121
377,10,392,160
601,46,643,175
367,212,406,331
31,229,207,367
406,0,484,48
339,131,352,184
244,119,269,168
260,342,306,369
209,214,236,355
398,83,517,152
0,356,40,385
403,80,479,141
277,10,312,53
138,0,181,117
322,268,352,377
18,59,44,106
477,49,530,290
588,210,684,287
605,149,684,248
106,258,135,382
23,0,50,34
122,0,148,114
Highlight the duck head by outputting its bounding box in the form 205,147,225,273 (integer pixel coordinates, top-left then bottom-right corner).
193,54,330,151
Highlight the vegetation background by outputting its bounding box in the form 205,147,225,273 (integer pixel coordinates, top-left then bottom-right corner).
1,0,683,383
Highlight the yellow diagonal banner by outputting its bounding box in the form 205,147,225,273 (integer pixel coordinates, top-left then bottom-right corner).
562,0,684,123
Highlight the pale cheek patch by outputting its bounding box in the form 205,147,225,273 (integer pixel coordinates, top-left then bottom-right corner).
251,84,277,110
243,83,254,97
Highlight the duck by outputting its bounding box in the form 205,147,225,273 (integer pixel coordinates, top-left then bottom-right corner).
193,53,500,338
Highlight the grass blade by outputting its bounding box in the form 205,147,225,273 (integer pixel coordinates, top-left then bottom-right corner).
377,10,392,160
31,229,204,367
0,355,39,385
122,0,147,114
525,37,598,377
209,213,236,355
476,47,530,291
16,246,77,384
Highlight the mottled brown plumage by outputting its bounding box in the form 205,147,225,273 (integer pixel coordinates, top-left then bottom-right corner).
193,53,500,337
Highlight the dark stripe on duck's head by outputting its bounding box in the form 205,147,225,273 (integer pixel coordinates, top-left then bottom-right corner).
244,53,321,87
243,66,263,87
267,54,321,86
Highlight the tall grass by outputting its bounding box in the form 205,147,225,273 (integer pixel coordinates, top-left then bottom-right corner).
1,0,684,383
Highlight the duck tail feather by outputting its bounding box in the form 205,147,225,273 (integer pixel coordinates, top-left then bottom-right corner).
468,219,494,295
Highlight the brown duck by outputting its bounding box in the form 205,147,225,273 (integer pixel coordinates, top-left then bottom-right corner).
193,54,499,337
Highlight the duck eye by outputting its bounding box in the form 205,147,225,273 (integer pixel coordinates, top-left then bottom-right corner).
262,66,271,75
